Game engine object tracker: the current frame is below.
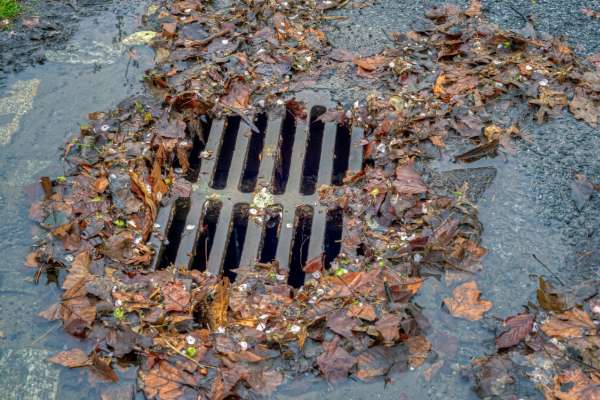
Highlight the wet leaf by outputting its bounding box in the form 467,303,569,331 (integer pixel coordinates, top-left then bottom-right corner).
208,278,229,330
162,281,191,312
303,254,323,273
495,313,534,349
48,348,91,368
353,55,387,72
537,277,574,312
394,161,427,194
317,345,356,383
570,91,600,127
375,313,401,343
355,347,393,380
541,308,596,338
406,335,431,368
140,361,197,400
221,80,251,109
545,369,600,400
443,281,492,320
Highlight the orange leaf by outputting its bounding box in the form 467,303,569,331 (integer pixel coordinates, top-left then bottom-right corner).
541,308,596,338
443,281,492,320
48,349,91,368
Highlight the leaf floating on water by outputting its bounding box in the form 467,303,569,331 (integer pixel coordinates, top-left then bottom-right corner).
495,313,534,349
48,349,91,368
540,308,596,339
443,281,492,320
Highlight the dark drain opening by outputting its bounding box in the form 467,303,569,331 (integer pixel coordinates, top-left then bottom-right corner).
288,206,313,288
223,204,250,282
191,201,221,271
332,124,351,186
324,208,343,268
300,106,326,195
158,199,190,269
212,116,241,189
273,111,296,194
186,117,212,182
259,211,281,263
240,113,267,193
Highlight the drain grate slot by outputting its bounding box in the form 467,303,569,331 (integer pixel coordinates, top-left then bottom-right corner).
324,208,344,268
223,204,250,281
158,199,190,268
240,114,267,193
332,124,351,186
149,93,365,282
300,107,326,195
191,201,221,271
212,116,241,189
273,111,296,194
288,206,313,287
260,212,281,263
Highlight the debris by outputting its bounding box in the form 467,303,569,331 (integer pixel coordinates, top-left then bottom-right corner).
443,281,492,321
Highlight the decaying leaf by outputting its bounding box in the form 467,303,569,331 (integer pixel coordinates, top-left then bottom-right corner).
495,313,534,349
48,349,91,368
317,345,356,383
541,308,596,338
208,278,230,330
443,281,492,320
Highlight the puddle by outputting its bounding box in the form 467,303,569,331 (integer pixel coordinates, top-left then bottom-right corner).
0,1,153,398
0,0,598,399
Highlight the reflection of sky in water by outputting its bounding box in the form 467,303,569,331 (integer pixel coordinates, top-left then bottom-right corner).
0,1,153,398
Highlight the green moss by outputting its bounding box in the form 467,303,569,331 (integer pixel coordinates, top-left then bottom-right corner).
0,0,21,20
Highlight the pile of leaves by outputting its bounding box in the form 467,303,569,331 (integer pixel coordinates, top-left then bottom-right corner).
26,0,600,398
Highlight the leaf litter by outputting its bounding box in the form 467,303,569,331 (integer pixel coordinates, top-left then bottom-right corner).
25,0,600,398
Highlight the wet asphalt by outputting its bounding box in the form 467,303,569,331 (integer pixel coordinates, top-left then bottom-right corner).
0,1,598,399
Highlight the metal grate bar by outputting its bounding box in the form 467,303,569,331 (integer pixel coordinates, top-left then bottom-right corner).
274,207,296,272
207,200,234,275
148,199,177,270
225,119,253,192
238,218,263,268
257,114,283,185
348,126,364,173
284,113,310,194
174,120,225,268
316,122,337,187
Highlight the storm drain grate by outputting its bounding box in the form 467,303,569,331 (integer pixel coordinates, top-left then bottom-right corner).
148,93,363,285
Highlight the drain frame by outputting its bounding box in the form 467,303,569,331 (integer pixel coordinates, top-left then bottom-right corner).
148,92,364,280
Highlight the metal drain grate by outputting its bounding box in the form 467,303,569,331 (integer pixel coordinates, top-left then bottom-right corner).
148,93,363,284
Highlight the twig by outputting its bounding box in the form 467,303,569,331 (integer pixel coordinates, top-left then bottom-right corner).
29,323,61,346
163,339,216,369
532,254,565,286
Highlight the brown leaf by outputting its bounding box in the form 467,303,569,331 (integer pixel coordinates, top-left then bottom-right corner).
90,351,119,382
495,313,535,349
407,335,431,368
582,8,600,18
162,281,191,312
443,281,492,320
353,55,387,71
48,349,91,368
39,303,62,321
303,254,323,273
327,310,355,338
141,361,197,400
355,347,393,380
394,161,427,194
208,278,229,330
570,90,599,127
375,313,401,344
286,99,307,120
317,345,356,383
221,80,251,109
545,369,600,400
537,277,574,312
93,176,109,193
541,308,596,338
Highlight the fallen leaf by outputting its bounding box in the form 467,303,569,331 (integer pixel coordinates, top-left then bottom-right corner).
375,313,401,343
570,91,599,126
465,0,481,17
353,55,387,71
221,80,251,109
406,335,431,368
495,313,535,349
394,161,427,194
443,281,492,320
541,308,596,338
545,369,600,400
208,278,229,330
571,173,595,211
162,281,191,312
48,349,91,368
317,345,356,383
303,254,323,273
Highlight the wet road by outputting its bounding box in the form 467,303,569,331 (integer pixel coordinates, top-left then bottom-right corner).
0,0,599,399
